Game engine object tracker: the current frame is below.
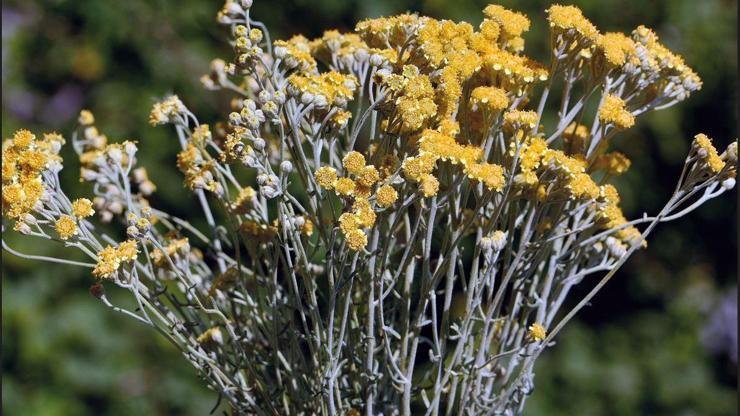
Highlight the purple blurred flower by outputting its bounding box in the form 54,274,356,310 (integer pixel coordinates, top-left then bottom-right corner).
701,288,737,363
40,84,84,125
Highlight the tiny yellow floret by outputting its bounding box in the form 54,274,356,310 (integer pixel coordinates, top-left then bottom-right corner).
71,198,95,218
528,322,547,342
55,215,78,240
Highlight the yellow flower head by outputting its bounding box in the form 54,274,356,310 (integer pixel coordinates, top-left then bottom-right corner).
287,71,358,106
339,212,360,234
563,122,590,155
334,177,356,196
300,217,314,237
233,186,256,214
378,65,437,134
470,86,509,113
402,153,438,182
693,133,725,174
356,165,380,187
465,162,506,191
353,198,377,227
504,110,539,131
344,228,368,251
273,35,317,72
546,5,599,41
197,326,224,345
420,174,440,197
117,240,139,262
598,95,634,129
528,322,547,342
601,184,621,205
55,215,78,240
12,129,35,149
315,166,338,189
482,5,530,38
519,138,548,171
93,245,120,279
355,13,423,50
375,184,398,208
71,198,95,218
593,152,631,176
596,32,636,67
567,173,600,200
78,110,95,126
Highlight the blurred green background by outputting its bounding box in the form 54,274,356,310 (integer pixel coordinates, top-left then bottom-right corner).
2,0,736,414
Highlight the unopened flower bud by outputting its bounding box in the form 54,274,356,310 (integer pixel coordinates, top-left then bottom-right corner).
256,173,270,186
15,221,32,235
252,137,266,150
721,178,736,190
107,147,123,164
127,225,140,238
280,160,293,173
124,141,137,156
109,201,123,215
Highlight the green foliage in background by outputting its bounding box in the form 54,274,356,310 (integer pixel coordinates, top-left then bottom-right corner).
2,0,736,414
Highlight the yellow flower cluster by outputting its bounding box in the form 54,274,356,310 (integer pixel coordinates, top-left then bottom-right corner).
151,237,191,267
355,13,423,51
402,153,438,183
418,130,482,166
355,5,547,130
375,184,399,208
482,4,530,52
177,144,220,193
593,152,631,176
470,86,509,113
2,130,63,222
197,326,224,345
240,220,279,243
504,110,539,131
480,49,548,96
538,148,601,200
378,65,437,134
598,95,635,129
596,32,636,67
315,150,396,250
274,35,317,73
149,95,186,126
406,129,506,193
315,150,399,250
464,162,505,191
309,30,367,66
343,151,366,175
546,5,599,42
287,71,358,107
519,138,548,172
93,240,139,279
562,122,590,156
632,25,702,89
595,186,645,248
315,166,338,189
338,199,375,251
693,133,725,174
232,186,256,214
415,19,474,69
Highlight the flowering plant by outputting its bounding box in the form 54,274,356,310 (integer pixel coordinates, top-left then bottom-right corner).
2,2,736,414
